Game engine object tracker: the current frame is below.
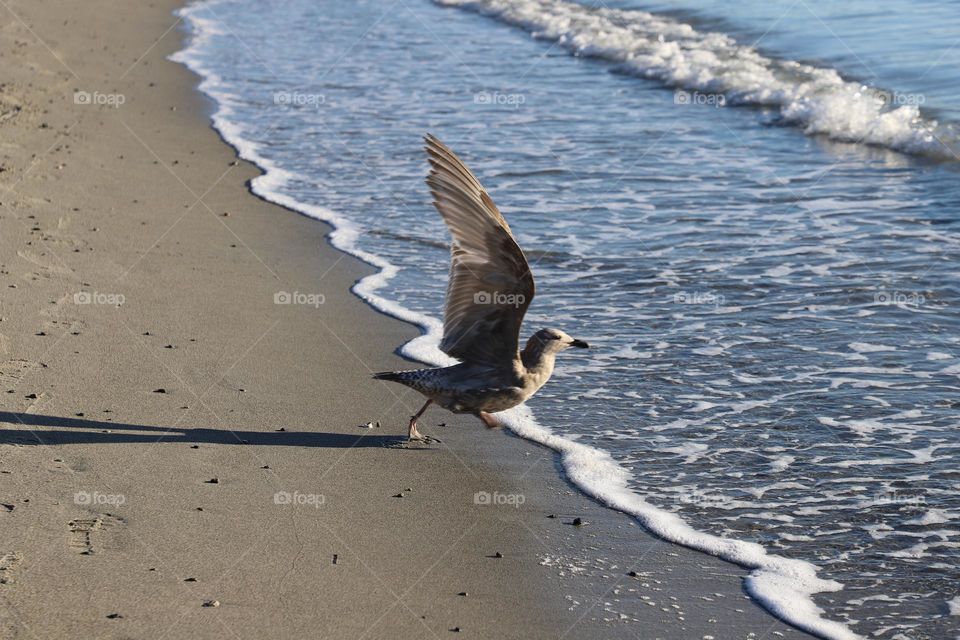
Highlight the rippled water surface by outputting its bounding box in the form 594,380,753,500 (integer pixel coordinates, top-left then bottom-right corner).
175,1,960,637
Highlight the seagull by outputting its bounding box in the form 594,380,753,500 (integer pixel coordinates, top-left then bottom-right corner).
373,134,589,442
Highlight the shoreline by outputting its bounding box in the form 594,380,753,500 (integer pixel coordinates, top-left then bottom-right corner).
172,3,858,639
1,1,816,638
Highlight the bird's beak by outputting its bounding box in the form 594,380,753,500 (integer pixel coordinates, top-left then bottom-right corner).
570,339,589,349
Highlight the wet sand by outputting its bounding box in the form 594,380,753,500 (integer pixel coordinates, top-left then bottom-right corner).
0,1,813,638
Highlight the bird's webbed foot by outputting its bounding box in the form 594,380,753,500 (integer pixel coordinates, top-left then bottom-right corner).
477,411,502,429
408,421,442,444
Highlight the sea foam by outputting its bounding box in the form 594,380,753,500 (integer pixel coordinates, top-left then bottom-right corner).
437,0,958,160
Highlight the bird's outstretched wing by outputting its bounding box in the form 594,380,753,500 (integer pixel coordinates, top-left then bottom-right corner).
424,134,535,368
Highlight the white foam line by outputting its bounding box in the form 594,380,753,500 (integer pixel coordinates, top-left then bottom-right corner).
171,3,860,639
498,405,860,640
436,0,958,160
170,0,453,368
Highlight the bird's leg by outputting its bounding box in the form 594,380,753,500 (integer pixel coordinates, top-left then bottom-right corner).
477,411,502,429
408,400,434,441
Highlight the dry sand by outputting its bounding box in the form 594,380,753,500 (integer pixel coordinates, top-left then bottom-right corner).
0,1,814,638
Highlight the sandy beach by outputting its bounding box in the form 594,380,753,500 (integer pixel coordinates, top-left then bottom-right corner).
0,1,822,638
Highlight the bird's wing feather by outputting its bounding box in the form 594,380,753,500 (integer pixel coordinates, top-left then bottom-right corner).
424,134,535,367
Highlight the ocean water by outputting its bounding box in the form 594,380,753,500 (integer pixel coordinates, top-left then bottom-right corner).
172,1,960,638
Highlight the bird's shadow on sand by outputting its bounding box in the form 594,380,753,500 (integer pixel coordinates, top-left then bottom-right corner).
0,412,413,448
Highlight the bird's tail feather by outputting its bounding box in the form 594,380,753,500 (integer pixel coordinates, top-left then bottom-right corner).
372,371,403,382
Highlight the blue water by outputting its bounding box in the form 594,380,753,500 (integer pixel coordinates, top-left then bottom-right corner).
174,1,960,638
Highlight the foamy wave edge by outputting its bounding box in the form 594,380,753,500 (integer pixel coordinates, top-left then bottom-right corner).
437,0,958,161
171,3,861,639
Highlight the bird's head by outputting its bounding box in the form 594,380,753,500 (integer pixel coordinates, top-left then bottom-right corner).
524,328,589,357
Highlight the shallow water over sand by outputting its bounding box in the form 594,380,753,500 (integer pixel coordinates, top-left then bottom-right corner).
174,1,960,637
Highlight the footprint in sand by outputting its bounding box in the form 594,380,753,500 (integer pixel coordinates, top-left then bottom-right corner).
0,552,22,584
37,318,80,336
16,249,74,280
46,456,88,474
0,90,28,125
0,358,40,383
67,514,125,555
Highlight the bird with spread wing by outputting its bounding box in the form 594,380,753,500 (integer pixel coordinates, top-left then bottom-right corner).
373,134,589,442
